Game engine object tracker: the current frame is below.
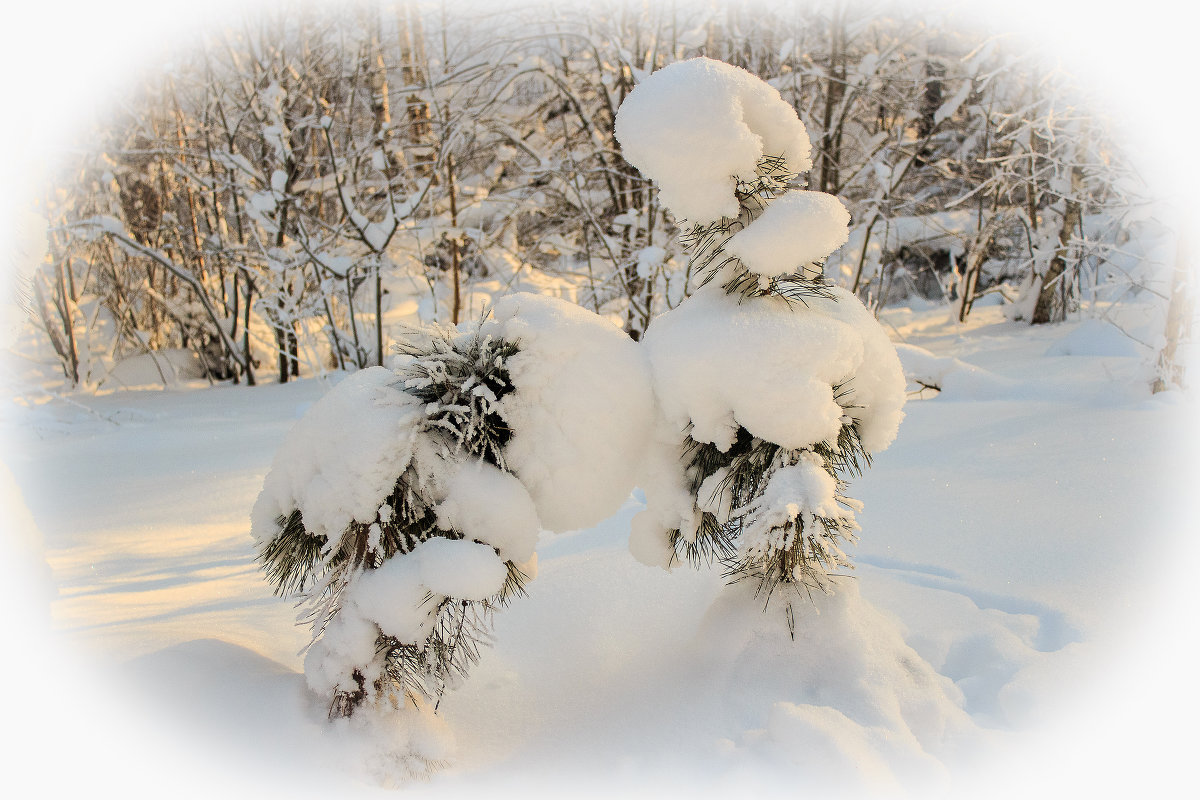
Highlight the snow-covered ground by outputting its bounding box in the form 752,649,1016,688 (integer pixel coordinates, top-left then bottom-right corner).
2,299,1197,798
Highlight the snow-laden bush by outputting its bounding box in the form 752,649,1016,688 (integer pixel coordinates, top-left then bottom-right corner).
616,57,906,614
252,293,653,731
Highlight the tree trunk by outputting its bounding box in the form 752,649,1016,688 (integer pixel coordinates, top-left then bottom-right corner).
57,257,81,385
289,327,300,378
447,151,462,324
818,6,845,194
371,13,391,365
1153,233,1193,392
376,263,385,366
1031,167,1082,324
958,213,1004,322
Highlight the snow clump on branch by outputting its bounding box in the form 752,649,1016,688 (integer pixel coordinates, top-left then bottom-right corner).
481,292,656,532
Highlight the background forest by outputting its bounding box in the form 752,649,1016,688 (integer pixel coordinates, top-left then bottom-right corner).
19,0,1188,392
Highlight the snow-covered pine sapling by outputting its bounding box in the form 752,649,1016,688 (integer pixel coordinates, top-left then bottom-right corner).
616,58,906,619
252,292,654,722
253,330,534,719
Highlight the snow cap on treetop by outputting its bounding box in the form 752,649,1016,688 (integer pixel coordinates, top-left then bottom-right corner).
614,57,813,225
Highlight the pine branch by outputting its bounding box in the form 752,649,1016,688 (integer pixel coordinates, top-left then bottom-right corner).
259,318,532,717
258,509,324,597
680,154,834,303
399,328,520,468
664,383,869,604
724,508,859,603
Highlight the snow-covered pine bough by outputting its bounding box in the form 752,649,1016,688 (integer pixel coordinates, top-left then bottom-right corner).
251,293,654,720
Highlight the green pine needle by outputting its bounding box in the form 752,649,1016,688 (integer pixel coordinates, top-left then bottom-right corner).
664,385,869,604
257,320,532,717
681,153,833,303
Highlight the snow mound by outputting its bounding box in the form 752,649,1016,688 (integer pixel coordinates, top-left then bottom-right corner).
250,368,421,547
0,461,55,617
641,284,905,454
690,580,974,791
484,292,655,532
1045,319,1144,358
329,694,455,787
894,343,1015,399
102,348,208,389
761,702,939,793
125,639,452,789
724,190,851,276
614,57,813,224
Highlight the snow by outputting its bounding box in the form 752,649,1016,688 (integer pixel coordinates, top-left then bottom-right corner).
734,454,846,543
340,554,430,647
894,342,1016,398
690,578,975,792
330,695,456,786
304,603,384,695
3,300,1197,796
635,245,667,279
724,190,851,277
250,366,421,548
103,348,208,389
482,292,655,532
0,460,54,617
413,537,509,602
815,286,908,453
317,535,510,659
640,284,904,453
1044,317,1145,357
614,57,813,224
627,505,683,570
435,460,539,563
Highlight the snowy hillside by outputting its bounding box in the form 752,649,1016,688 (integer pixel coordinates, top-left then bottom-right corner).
3,299,1196,798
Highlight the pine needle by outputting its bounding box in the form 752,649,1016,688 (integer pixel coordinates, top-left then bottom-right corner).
258,319,532,716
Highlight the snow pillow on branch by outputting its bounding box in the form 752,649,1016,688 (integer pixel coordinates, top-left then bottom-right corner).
616,58,905,619
724,190,851,280
251,293,653,737
480,293,656,532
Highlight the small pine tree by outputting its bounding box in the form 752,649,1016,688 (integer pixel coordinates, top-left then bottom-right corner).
256,327,532,718
663,156,872,612
252,290,656,732
617,58,906,627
